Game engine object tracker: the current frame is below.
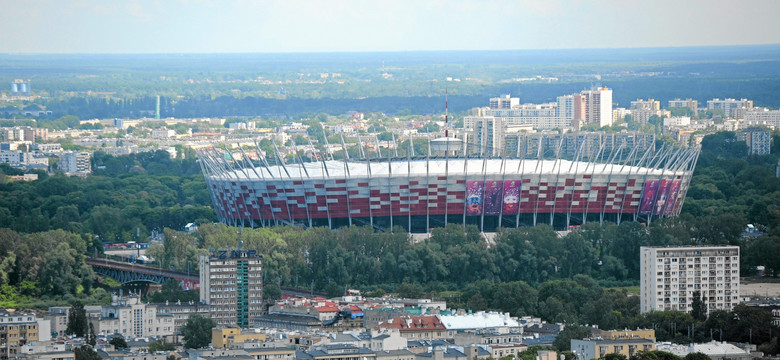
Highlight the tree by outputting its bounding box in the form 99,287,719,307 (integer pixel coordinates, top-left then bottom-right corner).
109,336,128,349
148,340,176,352
604,354,628,360
395,283,424,298
683,353,711,360
181,314,216,349
86,322,96,346
67,301,89,337
263,284,282,301
690,291,707,321
553,324,591,351
74,345,101,360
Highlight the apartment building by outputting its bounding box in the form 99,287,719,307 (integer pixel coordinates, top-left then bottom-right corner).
59,152,91,174
640,246,740,314
737,127,771,155
707,98,753,118
0,313,51,360
199,249,263,328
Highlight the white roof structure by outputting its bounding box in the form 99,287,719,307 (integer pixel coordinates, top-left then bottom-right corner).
439,311,520,330
214,158,674,181
691,341,750,357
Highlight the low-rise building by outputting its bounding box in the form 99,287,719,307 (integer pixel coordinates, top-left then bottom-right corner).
377,316,450,341
570,337,655,360
90,294,175,340
245,347,297,360
297,344,377,360
212,328,267,349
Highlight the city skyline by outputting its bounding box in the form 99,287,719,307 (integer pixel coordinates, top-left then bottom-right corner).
1,0,779,54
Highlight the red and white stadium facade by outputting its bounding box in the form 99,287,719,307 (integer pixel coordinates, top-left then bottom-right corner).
198,142,699,232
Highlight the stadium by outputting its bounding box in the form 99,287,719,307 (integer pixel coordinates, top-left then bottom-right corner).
198,139,699,232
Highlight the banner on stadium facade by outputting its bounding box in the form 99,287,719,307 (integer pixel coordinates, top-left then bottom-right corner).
484,180,503,215
654,179,671,215
502,180,521,215
466,180,484,216
663,180,681,215
639,180,659,215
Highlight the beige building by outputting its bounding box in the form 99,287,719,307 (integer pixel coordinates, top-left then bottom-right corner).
246,347,297,360
199,249,263,328
489,343,528,359
90,294,175,339
155,300,210,333
640,246,740,314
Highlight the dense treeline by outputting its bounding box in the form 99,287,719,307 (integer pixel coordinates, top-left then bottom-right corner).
0,228,106,307
0,149,216,241
16,75,780,119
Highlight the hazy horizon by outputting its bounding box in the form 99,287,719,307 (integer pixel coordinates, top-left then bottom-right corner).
2,0,779,54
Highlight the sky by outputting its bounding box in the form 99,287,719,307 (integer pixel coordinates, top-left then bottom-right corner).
1,0,779,54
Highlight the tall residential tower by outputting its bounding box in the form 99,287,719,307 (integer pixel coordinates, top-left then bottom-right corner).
199,250,263,328
640,246,739,314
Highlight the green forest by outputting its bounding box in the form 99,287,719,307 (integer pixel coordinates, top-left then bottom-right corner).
0,131,780,352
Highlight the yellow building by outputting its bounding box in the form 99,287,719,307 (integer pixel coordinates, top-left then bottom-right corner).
212,328,267,349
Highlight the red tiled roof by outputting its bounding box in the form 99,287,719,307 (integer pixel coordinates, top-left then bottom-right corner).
315,305,340,313
379,316,445,332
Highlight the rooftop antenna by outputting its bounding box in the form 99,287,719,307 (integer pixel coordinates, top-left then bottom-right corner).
445,88,449,138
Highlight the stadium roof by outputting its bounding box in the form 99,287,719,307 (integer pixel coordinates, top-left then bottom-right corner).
210,158,677,180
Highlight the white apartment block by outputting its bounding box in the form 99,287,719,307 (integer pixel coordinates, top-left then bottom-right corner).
745,109,780,129
640,246,740,314
90,295,175,339
580,87,613,127
668,99,698,112
489,95,520,109
59,152,91,174
707,98,753,118
631,99,661,111
663,117,691,128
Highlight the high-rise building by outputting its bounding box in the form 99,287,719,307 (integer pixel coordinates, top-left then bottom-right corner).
471,117,505,157
737,127,771,155
745,109,780,129
579,87,613,127
489,94,519,109
668,98,698,114
707,98,753,118
631,99,661,111
59,152,91,174
199,249,263,328
640,246,740,314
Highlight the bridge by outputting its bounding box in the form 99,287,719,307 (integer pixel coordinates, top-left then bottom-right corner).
86,257,200,290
